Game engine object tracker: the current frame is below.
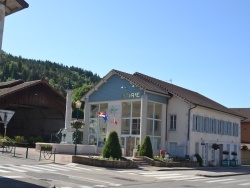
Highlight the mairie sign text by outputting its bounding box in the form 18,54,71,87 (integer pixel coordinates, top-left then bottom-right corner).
122,92,140,99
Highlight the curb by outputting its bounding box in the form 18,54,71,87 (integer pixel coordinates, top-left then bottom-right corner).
197,172,250,178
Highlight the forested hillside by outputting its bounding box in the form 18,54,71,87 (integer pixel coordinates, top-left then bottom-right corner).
0,51,100,100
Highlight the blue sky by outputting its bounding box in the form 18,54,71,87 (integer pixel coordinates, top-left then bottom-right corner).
2,0,250,108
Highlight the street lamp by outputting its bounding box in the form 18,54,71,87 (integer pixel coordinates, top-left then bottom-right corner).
74,100,82,156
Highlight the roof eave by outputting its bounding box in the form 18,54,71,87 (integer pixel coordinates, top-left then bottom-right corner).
195,104,247,120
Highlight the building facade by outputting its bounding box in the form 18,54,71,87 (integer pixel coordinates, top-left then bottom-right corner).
81,69,244,166
230,108,250,144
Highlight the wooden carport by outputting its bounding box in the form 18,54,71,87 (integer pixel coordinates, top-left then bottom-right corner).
0,79,66,142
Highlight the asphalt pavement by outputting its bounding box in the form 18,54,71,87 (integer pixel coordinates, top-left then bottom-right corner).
1,146,250,178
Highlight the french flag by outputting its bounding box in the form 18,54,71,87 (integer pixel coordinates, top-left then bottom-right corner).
98,112,106,117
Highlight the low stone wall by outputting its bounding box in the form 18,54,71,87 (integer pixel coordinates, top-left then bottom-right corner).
154,161,199,167
72,156,139,169
35,143,97,155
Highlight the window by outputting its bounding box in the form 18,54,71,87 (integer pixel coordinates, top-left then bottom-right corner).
132,119,140,135
233,123,239,137
227,144,230,160
211,149,215,160
228,122,232,136
121,101,141,135
193,115,200,132
195,142,199,154
212,119,216,134
220,120,224,134
89,103,108,145
170,142,177,156
234,144,237,152
170,115,177,130
204,117,209,133
146,101,162,149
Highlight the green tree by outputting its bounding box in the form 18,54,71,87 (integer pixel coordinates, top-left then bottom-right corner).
139,136,153,158
72,84,93,102
194,153,203,166
102,131,122,159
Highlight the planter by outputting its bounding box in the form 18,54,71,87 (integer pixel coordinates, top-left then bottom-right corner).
72,156,138,169
212,143,220,150
209,160,216,167
222,151,229,155
230,160,238,167
221,160,229,167
41,146,52,151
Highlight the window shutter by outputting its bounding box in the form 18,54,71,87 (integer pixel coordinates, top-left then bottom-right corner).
209,118,212,133
223,121,227,135
201,116,204,132
192,115,196,131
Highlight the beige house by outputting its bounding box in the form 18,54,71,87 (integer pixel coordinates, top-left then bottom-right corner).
81,69,245,166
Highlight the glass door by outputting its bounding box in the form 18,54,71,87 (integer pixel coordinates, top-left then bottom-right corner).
125,137,135,157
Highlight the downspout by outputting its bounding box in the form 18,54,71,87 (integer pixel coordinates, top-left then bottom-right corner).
188,105,197,140
186,104,197,156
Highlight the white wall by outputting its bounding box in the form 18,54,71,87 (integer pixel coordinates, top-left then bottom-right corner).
189,106,241,165
166,96,241,166
167,96,190,156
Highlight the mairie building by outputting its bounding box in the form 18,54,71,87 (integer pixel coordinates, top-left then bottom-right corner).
81,69,245,166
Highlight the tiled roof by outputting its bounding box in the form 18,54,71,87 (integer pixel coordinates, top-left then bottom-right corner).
230,108,250,122
110,69,245,118
0,80,65,100
0,79,24,88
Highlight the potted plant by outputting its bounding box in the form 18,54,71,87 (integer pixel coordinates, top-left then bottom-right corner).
212,143,220,150
222,151,229,166
209,160,216,167
231,151,237,156
242,145,248,151
222,150,229,155
230,151,238,166
41,144,52,151
71,120,84,129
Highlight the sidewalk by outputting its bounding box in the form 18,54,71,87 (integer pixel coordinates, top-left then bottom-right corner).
143,165,250,177
1,146,73,164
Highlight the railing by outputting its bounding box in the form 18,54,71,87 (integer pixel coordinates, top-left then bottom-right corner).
221,159,238,167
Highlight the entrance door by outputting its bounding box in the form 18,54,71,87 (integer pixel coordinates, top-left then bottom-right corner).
125,137,135,157
202,143,208,166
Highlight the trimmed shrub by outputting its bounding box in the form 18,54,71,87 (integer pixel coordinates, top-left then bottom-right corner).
14,136,25,143
139,136,153,158
72,130,83,144
194,153,203,166
102,131,122,159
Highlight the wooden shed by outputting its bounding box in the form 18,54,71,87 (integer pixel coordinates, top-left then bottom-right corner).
0,79,66,142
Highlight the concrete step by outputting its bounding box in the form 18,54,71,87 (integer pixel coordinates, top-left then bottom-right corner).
133,157,151,166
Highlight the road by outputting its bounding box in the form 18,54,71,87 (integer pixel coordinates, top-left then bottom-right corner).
1,151,250,187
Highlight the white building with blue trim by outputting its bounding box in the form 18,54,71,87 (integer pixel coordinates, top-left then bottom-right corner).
81,69,245,166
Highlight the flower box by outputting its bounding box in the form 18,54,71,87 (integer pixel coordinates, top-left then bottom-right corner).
230,159,238,167
231,151,237,156
71,120,84,129
221,159,229,167
212,143,220,150
41,145,52,151
222,151,229,155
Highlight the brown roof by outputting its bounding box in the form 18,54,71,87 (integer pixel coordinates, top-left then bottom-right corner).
0,79,24,89
230,108,250,122
0,79,65,100
5,0,29,16
84,69,245,119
